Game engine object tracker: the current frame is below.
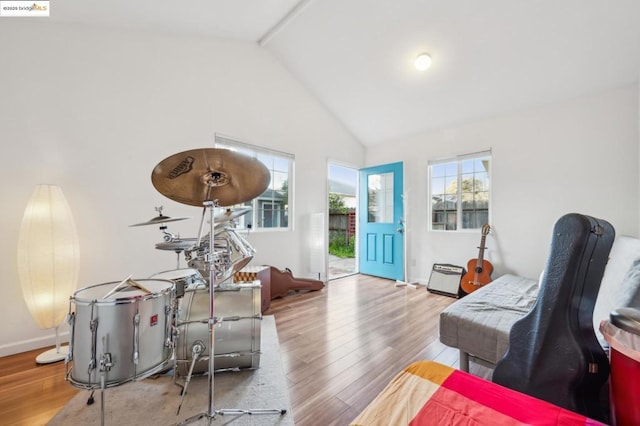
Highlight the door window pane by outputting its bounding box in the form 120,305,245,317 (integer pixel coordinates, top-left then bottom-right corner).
367,172,394,223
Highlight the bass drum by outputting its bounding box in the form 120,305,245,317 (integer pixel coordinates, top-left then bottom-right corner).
68,279,174,389
175,283,261,375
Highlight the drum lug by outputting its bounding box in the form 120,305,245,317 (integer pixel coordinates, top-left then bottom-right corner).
221,315,240,322
66,312,75,363
133,312,140,365
89,318,98,373
164,305,172,347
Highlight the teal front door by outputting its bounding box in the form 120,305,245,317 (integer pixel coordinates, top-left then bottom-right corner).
358,162,404,281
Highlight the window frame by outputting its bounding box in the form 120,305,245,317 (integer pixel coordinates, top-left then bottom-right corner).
428,149,491,232
214,134,294,232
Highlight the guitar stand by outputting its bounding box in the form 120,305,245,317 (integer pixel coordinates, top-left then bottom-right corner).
177,200,286,425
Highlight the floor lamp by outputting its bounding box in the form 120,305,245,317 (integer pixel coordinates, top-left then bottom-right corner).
17,184,80,364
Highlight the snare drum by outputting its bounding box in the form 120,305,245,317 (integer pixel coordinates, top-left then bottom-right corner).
150,268,206,296
175,283,261,375
67,279,174,389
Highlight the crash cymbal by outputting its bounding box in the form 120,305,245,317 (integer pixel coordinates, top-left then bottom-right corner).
151,148,270,207
214,207,252,224
155,239,197,251
130,214,190,227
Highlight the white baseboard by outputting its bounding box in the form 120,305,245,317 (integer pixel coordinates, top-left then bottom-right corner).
0,331,70,358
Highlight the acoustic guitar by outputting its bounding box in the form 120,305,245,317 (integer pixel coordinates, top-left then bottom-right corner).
460,224,493,295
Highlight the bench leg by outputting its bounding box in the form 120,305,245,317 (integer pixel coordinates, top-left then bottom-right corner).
459,350,470,372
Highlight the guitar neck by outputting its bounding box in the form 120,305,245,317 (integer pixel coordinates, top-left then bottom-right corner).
476,234,487,266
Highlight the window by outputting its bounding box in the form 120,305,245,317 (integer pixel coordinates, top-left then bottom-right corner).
215,134,293,231
429,150,491,231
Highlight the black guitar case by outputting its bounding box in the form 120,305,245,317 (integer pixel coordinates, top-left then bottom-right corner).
492,213,614,422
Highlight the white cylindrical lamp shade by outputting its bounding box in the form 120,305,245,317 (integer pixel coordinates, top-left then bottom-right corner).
17,185,80,330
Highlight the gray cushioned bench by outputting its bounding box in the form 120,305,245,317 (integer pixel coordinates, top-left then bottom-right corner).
439,274,538,371
439,235,640,373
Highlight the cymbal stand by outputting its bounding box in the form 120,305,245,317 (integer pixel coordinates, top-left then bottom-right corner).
174,249,182,269
195,204,208,249
179,200,285,425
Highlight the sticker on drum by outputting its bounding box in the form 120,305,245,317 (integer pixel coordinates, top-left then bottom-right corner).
150,268,206,296
67,279,174,389
175,283,262,375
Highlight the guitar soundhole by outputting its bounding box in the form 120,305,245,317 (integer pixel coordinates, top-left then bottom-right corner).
475,267,483,273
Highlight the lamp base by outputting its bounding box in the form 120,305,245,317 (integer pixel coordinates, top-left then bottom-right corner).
36,345,69,364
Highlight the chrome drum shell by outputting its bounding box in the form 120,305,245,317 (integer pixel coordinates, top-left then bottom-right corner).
175,283,261,375
67,279,174,389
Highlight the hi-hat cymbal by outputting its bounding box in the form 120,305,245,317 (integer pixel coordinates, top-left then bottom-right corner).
151,148,270,207
130,214,190,227
155,239,196,251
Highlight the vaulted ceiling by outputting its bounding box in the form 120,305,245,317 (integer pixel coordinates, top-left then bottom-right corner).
51,0,640,146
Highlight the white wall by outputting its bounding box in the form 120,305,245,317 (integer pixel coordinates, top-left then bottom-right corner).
366,84,640,283
0,22,364,355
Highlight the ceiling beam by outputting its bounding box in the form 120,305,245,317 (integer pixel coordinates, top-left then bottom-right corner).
258,0,314,47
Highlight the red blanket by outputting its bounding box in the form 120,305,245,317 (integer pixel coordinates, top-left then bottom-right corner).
351,361,606,425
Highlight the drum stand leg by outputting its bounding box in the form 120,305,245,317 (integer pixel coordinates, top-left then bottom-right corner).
98,353,112,426
176,341,205,415
178,200,286,425
100,379,106,426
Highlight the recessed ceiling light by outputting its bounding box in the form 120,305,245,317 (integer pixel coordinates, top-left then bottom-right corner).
414,53,432,71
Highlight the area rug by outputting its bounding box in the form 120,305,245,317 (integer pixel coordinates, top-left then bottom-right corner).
49,315,293,425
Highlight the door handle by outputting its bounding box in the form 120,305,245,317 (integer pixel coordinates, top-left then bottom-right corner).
397,227,404,234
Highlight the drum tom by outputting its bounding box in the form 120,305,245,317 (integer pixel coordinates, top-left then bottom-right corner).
175,283,261,375
67,279,174,389
217,227,255,275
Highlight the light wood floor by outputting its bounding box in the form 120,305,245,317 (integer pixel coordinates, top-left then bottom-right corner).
0,274,472,425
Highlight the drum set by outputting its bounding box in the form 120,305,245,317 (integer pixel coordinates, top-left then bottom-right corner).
64,148,286,424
